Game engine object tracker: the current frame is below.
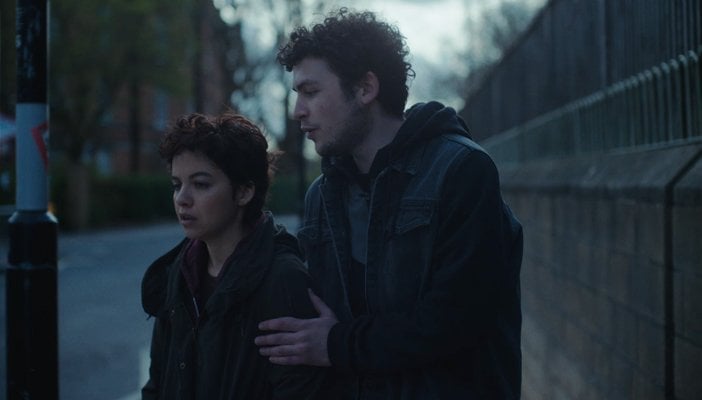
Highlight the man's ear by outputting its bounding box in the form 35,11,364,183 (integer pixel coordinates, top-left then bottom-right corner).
236,182,255,206
356,71,380,105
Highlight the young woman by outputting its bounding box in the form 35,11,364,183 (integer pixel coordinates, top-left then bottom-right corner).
140,112,325,399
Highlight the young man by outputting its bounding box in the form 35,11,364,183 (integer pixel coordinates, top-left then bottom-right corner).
255,8,523,399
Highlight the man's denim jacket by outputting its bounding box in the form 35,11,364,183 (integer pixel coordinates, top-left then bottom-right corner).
297,110,523,400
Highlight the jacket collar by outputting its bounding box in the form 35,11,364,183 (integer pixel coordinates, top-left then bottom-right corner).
321,101,470,179
141,212,286,317
141,237,188,316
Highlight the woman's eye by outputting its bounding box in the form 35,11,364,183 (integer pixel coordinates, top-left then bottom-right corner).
171,182,181,191
194,181,211,189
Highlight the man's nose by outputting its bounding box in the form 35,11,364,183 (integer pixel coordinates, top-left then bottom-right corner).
292,98,307,121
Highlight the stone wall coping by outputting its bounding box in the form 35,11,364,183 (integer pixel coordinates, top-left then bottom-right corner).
497,144,702,203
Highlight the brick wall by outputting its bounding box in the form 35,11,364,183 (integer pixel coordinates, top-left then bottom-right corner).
498,143,702,399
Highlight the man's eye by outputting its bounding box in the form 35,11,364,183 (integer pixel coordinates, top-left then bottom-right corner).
194,181,211,189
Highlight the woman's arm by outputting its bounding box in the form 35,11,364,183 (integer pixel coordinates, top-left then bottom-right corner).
262,257,329,399
141,318,165,400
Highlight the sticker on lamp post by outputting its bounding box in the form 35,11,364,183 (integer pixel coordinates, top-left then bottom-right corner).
15,103,48,211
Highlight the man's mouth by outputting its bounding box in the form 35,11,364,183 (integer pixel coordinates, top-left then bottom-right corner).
301,125,317,135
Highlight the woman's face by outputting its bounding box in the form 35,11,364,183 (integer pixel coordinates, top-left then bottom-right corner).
170,150,242,243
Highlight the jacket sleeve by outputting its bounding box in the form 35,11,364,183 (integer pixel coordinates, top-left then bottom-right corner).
263,256,329,400
327,149,523,374
141,317,166,400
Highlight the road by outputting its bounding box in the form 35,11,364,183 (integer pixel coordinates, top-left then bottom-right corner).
0,215,300,399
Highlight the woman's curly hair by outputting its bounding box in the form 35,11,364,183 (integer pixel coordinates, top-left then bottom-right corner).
159,112,276,226
277,8,414,117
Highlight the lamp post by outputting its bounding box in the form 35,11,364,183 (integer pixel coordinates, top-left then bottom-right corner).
6,0,59,398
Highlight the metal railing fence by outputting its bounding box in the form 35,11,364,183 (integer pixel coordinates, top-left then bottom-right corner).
483,49,702,164
461,0,702,163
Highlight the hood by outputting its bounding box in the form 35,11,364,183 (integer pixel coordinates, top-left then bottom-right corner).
215,211,301,296
141,238,189,316
396,101,471,149
321,101,471,175
141,212,301,316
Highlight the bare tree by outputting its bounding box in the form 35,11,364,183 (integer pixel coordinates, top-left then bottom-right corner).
460,0,544,96
214,0,330,214
50,0,195,226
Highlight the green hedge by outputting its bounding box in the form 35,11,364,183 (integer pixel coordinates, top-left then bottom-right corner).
268,173,304,215
47,162,320,231
89,174,174,226
50,169,173,230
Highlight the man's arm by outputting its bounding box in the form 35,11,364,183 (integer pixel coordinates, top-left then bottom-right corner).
261,261,331,399
257,150,521,373
257,290,335,366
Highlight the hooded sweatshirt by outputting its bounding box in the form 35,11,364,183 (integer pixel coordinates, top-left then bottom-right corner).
141,212,327,400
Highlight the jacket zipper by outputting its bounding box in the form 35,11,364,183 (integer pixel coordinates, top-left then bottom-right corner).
191,296,200,319
364,169,389,315
320,189,353,317
363,188,372,316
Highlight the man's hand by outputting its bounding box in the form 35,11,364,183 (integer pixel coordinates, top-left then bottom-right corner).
255,289,338,367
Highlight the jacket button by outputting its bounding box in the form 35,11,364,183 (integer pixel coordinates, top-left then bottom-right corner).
179,362,186,370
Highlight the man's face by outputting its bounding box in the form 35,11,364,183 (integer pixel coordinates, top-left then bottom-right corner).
292,57,370,157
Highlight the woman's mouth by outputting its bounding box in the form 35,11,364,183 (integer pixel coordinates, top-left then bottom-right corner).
179,213,196,225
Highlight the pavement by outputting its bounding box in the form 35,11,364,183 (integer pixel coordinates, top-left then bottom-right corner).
0,214,300,399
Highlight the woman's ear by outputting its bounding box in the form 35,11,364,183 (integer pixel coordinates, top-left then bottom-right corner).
236,182,255,206
356,71,380,105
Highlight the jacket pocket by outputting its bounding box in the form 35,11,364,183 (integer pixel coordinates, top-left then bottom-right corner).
393,198,436,235
379,198,437,312
297,222,332,243
296,219,333,264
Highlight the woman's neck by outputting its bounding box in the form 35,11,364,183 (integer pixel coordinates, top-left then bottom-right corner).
205,222,251,277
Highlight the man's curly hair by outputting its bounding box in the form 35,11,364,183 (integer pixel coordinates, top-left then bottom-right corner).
159,112,275,226
277,8,414,117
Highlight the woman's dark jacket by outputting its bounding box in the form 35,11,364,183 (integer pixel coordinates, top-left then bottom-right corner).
297,102,523,399
141,212,326,400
